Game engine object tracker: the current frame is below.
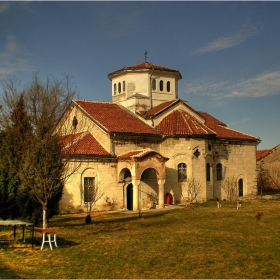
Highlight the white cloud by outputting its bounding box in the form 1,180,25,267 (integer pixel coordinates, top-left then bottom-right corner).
227,118,252,126
0,35,34,77
226,71,280,98
193,23,262,54
185,71,280,105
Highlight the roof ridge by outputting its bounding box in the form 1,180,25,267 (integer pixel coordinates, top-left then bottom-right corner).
73,100,112,105
62,131,89,150
178,109,193,134
118,148,154,157
257,144,280,152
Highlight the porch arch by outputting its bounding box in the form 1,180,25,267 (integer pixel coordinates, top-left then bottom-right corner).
117,149,168,211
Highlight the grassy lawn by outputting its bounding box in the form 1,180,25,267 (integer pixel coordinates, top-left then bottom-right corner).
1,200,280,279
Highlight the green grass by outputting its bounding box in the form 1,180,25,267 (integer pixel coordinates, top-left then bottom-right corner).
1,200,280,279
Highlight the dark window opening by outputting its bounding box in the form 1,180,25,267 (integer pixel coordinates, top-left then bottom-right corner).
160,80,164,91
194,149,200,158
206,163,211,181
167,81,170,92
152,79,156,90
216,163,222,181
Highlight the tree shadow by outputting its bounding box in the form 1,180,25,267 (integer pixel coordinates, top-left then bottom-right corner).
51,210,171,228
0,262,19,278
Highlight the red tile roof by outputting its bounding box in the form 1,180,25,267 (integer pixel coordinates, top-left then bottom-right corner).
59,132,84,148
156,109,215,136
118,148,168,161
61,132,111,156
199,112,260,141
256,144,280,161
69,99,259,145
138,100,180,117
108,62,182,79
74,100,160,136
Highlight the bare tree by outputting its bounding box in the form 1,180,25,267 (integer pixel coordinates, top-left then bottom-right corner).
80,180,105,224
186,177,202,202
221,176,238,201
265,162,280,190
0,74,81,228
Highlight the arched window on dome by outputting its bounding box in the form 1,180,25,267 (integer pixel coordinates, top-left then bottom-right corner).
159,80,164,92
114,84,116,95
118,82,121,93
167,81,170,92
152,79,156,90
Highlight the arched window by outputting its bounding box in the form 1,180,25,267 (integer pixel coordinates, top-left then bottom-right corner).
206,163,211,181
167,81,170,92
152,79,156,90
84,177,95,203
216,163,222,181
118,82,121,93
238,179,243,197
123,81,126,92
159,80,164,91
114,84,116,95
178,163,187,182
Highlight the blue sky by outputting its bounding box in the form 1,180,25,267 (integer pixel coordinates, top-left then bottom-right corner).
0,1,280,150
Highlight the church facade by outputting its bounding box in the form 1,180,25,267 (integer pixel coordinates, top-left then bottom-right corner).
57,62,260,213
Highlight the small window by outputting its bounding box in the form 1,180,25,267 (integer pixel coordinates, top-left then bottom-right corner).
152,79,156,90
123,81,126,92
216,163,222,181
178,163,187,182
84,177,95,203
114,84,116,95
167,81,170,92
118,82,121,93
206,163,211,181
159,80,164,91
238,179,243,197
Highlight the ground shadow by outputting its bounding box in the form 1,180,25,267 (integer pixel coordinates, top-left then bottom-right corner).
51,209,171,228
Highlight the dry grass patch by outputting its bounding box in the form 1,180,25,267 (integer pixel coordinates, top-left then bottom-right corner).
1,200,280,278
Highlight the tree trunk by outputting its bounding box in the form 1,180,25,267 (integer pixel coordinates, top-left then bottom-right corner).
42,207,47,229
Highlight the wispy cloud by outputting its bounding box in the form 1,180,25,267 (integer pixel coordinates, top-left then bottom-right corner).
227,118,252,126
225,71,280,98
193,23,262,54
0,35,34,77
185,71,280,105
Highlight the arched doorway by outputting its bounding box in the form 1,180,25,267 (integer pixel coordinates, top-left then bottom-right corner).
126,184,133,210
238,179,243,197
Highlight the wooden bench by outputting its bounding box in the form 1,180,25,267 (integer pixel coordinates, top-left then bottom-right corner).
27,227,57,250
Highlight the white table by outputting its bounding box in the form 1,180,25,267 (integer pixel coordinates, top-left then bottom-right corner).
0,220,34,243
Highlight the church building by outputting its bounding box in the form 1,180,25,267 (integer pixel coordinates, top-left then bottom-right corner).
57,61,260,213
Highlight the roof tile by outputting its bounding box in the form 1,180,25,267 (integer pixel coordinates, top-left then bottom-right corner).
118,148,168,161
256,144,280,161
108,62,182,79
199,112,259,141
156,109,215,136
61,132,111,156
75,100,160,136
